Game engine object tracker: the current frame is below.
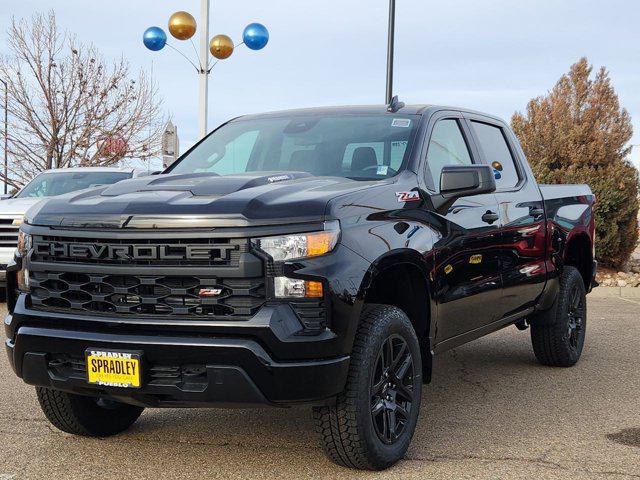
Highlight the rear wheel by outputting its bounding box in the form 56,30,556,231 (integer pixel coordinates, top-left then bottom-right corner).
313,305,422,470
530,266,587,367
36,387,144,437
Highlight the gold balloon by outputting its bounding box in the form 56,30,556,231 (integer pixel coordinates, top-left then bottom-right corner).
168,11,196,40
210,34,234,59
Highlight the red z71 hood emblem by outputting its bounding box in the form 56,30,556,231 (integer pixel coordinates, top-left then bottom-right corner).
395,191,421,202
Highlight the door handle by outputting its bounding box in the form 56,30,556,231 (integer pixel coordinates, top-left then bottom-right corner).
481,211,499,224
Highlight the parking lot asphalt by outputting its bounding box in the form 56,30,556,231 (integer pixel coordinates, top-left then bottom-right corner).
0,295,639,479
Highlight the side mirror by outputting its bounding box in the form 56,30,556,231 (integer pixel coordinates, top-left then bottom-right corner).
433,165,496,214
440,165,496,197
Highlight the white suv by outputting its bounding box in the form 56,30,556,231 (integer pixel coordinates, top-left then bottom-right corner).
0,167,149,292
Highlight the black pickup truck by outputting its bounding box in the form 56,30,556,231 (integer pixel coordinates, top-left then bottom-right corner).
5,103,596,470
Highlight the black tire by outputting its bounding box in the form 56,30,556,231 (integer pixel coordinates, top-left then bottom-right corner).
530,266,587,367
313,304,422,470
36,387,144,437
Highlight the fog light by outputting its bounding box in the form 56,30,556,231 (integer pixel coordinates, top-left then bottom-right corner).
274,277,323,298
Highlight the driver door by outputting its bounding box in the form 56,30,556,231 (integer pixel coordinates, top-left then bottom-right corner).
422,113,503,346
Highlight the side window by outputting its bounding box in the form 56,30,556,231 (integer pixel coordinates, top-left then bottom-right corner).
425,119,473,190
470,121,520,189
198,130,259,174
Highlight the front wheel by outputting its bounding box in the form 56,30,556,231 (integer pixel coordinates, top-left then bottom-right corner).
36,387,144,437
530,266,587,367
313,304,422,470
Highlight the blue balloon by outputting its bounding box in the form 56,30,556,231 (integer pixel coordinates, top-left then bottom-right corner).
143,27,167,51
243,23,269,50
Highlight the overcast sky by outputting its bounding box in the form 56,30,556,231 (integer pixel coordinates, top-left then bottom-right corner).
1,0,639,169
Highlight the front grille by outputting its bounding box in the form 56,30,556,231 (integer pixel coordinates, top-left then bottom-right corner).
31,235,248,266
29,271,265,319
147,365,208,389
0,217,20,248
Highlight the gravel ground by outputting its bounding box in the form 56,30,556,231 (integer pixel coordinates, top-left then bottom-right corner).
1,296,639,479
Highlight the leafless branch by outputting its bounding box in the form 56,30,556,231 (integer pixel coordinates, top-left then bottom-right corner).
0,11,165,186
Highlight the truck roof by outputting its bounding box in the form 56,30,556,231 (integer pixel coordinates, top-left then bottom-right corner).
239,104,505,123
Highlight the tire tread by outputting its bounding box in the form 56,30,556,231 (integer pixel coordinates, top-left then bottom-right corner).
530,266,586,367
36,387,143,437
314,305,420,470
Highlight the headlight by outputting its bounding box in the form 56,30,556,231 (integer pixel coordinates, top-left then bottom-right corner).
17,230,31,257
254,224,340,262
16,230,31,291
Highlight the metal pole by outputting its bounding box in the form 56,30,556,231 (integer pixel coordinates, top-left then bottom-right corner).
198,0,210,139
385,0,396,105
0,79,7,194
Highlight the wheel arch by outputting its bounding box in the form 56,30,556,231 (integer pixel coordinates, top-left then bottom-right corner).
358,249,435,383
564,232,593,290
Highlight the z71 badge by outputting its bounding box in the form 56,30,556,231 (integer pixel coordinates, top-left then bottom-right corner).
395,191,421,202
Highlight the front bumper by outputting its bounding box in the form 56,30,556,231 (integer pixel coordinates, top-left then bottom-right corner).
5,296,352,408
5,326,349,408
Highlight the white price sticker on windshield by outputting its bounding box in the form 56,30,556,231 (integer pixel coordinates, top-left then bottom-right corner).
392,118,411,128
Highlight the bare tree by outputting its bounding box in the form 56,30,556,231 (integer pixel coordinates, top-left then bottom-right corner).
0,11,165,188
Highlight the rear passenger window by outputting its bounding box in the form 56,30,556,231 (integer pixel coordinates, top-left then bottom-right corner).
470,121,520,189
425,119,473,191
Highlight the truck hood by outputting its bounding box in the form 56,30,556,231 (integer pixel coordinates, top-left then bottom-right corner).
0,197,44,218
25,172,381,228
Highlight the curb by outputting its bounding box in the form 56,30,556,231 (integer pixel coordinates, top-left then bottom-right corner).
590,286,640,298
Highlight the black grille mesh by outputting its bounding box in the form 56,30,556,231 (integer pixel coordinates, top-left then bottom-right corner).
29,271,265,318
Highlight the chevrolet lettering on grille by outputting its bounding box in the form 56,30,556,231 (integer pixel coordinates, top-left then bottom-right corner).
33,241,237,261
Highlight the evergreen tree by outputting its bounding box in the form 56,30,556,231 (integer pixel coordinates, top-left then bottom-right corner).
512,58,638,267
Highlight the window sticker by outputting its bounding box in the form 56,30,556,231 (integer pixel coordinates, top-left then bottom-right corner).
376,165,389,175
391,118,411,128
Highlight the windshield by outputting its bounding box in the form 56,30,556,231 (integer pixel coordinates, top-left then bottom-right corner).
168,114,419,180
16,171,132,198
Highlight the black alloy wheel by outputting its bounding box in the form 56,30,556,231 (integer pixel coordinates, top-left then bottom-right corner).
567,284,585,351
370,334,415,445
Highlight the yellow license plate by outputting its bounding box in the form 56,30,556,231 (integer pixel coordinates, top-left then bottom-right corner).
86,350,142,388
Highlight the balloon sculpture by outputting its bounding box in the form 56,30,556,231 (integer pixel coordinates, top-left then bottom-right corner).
242,23,269,51
143,11,269,71
168,11,197,41
142,27,167,51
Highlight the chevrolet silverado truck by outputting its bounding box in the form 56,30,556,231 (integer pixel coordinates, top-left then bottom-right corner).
0,167,145,295
5,104,596,470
